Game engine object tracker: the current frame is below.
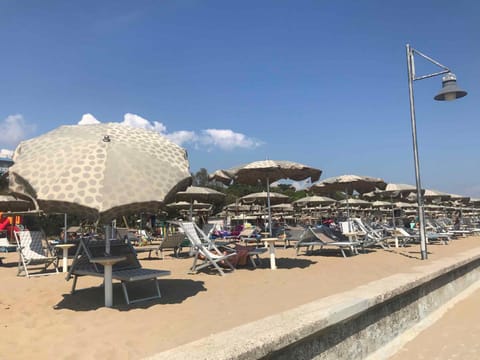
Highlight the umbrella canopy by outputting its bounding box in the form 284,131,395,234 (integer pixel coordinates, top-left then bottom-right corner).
394,201,418,208
423,189,451,203
213,160,321,235
293,195,336,206
270,203,294,212
311,174,386,195
378,183,420,198
240,191,289,205
337,198,371,207
8,123,192,222
371,200,393,207
0,195,33,212
176,186,225,203
167,200,211,210
448,193,470,204
208,169,234,185
227,160,322,186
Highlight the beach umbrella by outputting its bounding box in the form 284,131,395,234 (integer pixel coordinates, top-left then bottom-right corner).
423,189,451,203
381,183,419,196
213,160,322,235
241,191,289,205
208,169,234,185
371,200,392,208
175,186,225,221
448,193,470,204
0,194,33,212
376,183,420,227
167,200,211,210
311,174,386,195
337,199,371,207
394,201,418,208
8,123,192,223
269,203,294,212
293,195,336,207
311,174,386,225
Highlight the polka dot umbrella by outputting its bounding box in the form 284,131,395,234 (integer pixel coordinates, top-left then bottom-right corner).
8,123,192,223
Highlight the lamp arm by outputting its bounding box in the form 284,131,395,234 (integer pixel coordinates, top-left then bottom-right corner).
410,47,451,81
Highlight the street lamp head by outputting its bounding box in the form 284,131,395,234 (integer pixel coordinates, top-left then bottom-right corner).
434,72,467,101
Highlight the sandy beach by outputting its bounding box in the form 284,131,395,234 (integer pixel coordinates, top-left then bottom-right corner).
1,236,480,359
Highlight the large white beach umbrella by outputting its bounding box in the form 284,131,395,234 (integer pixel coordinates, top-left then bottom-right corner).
8,123,192,223
211,160,322,235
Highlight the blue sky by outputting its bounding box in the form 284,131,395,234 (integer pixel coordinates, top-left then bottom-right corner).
1,1,479,196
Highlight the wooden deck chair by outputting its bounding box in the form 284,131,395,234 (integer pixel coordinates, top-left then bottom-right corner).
173,221,237,276
14,230,59,277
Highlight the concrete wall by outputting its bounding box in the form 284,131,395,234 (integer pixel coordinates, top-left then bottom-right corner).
147,248,480,360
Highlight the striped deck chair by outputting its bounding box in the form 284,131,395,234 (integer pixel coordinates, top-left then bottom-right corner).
14,230,59,277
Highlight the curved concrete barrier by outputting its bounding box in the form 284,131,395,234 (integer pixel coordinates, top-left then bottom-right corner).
147,247,480,359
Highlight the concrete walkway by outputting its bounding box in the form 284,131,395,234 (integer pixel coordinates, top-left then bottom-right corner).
389,285,480,360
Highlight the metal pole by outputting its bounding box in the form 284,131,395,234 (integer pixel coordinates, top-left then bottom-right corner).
406,44,428,260
266,177,272,236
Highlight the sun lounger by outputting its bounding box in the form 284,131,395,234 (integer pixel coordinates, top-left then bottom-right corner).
295,226,359,258
157,232,186,259
0,231,16,253
14,230,59,277
66,237,170,304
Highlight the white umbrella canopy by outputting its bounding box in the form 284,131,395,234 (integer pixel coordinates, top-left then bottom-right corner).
394,201,418,208
270,203,294,212
371,200,393,208
240,191,289,205
175,185,225,220
378,183,420,199
311,174,386,195
337,198,371,207
293,195,337,207
176,186,225,203
227,160,322,186
167,200,211,210
8,123,192,222
448,193,470,204
423,189,452,203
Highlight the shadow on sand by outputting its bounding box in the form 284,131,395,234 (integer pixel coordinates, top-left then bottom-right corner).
257,257,317,269
54,278,206,311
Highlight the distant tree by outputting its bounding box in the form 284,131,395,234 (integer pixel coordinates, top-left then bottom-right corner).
192,168,209,187
0,173,9,194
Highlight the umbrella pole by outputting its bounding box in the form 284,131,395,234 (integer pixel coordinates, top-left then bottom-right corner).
346,189,352,232
189,199,193,222
267,177,272,236
64,213,68,244
391,196,399,248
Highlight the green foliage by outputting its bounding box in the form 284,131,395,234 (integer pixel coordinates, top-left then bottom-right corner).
192,168,209,186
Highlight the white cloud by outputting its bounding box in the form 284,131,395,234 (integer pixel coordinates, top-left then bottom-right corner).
0,149,14,159
0,114,35,149
200,129,261,150
166,130,197,146
78,113,101,125
122,113,167,133
76,112,261,151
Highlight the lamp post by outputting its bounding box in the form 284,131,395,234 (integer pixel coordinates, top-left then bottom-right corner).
406,44,467,260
